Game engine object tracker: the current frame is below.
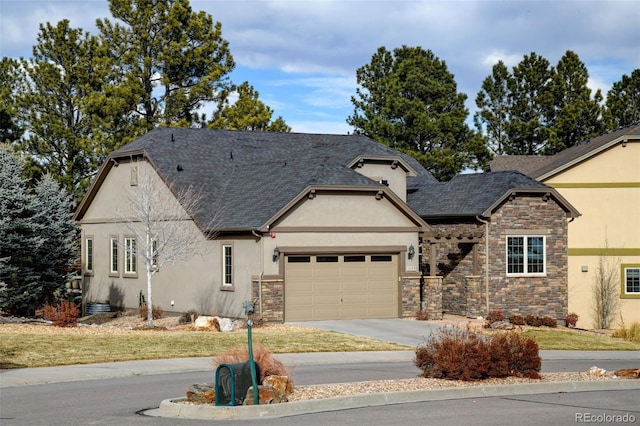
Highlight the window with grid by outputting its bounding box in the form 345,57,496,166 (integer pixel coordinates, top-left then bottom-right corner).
110,237,118,274
124,237,137,274
507,236,546,275
222,244,233,286
625,267,640,295
85,237,93,272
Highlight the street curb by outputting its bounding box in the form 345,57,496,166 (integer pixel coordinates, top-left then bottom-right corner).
149,380,640,420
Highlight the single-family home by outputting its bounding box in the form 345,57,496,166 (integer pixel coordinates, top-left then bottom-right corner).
490,123,640,327
75,128,578,322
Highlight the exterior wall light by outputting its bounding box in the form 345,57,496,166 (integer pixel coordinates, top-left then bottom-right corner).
273,247,280,262
408,244,415,259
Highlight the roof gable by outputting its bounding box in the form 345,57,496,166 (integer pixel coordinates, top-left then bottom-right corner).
77,128,436,232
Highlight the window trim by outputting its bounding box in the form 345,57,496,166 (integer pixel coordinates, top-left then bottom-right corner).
124,236,137,277
506,235,546,277
221,243,234,290
621,264,640,299
109,236,119,276
84,236,94,275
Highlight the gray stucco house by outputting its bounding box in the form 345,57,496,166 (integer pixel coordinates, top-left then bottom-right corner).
75,128,579,322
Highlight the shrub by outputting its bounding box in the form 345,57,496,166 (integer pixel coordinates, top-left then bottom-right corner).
415,327,491,381
541,316,558,328
612,321,640,343
565,312,579,328
485,310,504,325
43,301,80,327
416,310,429,321
509,314,525,325
139,304,163,320
212,343,292,384
525,315,543,327
488,333,541,379
415,328,541,381
179,309,199,324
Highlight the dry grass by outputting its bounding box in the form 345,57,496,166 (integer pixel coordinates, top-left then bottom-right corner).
0,322,409,369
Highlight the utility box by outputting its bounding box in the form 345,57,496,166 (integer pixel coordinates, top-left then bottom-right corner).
215,361,259,406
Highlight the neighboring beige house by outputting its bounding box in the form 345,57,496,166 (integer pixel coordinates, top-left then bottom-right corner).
490,124,640,328
75,128,578,322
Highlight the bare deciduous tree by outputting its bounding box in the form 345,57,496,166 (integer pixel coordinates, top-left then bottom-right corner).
117,161,210,327
591,239,621,329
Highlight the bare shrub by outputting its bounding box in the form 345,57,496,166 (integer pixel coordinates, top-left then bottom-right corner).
139,304,163,320
43,301,80,327
488,333,541,379
212,343,292,384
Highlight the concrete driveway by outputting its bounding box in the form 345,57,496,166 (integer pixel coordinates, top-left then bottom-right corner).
288,318,453,347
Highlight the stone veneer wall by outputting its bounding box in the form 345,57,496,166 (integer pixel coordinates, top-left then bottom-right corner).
422,276,443,320
423,221,485,317
401,274,421,318
487,195,568,319
251,277,284,323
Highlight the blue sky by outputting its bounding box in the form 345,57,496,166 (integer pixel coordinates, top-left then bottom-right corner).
1,0,638,134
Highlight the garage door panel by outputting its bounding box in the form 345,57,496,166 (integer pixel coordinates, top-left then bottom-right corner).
285,254,398,321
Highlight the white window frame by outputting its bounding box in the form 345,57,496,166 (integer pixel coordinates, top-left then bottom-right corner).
109,237,119,275
222,243,233,288
151,238,159,270
85,236,94,274
506,235,546,276
622,265,640,297
124,237,137,275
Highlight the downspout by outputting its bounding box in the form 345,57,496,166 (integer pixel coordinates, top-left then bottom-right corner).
476,215,490,316
251,230,264,318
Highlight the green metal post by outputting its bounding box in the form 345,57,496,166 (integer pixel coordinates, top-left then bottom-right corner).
247,319,259,405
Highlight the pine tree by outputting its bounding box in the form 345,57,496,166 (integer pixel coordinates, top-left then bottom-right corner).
31,175,79,306
0,145,44,315
474,61,512,155
348,45,488,181
604,69,640,129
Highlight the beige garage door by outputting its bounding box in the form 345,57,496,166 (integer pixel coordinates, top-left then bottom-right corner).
285,254,398,321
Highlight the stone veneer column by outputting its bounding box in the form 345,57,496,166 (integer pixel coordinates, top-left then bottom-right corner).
251,277,284,323
422,276,443,320
464,275,483,318
401,274,421,318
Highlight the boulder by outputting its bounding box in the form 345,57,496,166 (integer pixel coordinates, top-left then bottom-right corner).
588,366,607,377
263,375,294,402
194,316,220,331
614,368,640,379
186,383,216,403
217,317,234,332
243,385,276,405
489,320,514,330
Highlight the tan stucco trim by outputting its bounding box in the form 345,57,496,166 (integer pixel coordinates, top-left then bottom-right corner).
277,245,407,254
537,137,638,181
482,187,581,218
549,182,640,188
347,155,418,176
271,226,422,233
569,248,640,256
260,185,431,233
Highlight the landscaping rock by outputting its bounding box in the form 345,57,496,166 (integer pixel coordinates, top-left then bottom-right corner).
244,385,277,405
588,366,608,377
217,317,234,332
614,368,640,379
263,375,294,402
489,320,514,330
194,316,220,331
186,383,216,403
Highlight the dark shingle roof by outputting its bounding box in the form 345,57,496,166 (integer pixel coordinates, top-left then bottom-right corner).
408,171,549,218
489,155,553,176
110,128,436,231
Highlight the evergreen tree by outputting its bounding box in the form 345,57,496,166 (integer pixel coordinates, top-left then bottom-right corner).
97,0,235,128
0,145,44,315
0,58,26,144
209,82,291,131
546,51,604,153
31,175,79,306
18,20,106,201
506,52,554,155
474,61,512,156
348,45,488,181
604,69,640,129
